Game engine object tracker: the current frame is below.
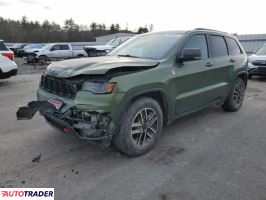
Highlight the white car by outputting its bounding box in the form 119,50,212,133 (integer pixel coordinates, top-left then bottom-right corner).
0,40,17,79
34,43,87,60
84,37,132,56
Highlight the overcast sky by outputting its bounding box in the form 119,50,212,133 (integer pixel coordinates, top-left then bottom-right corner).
0,0,264,34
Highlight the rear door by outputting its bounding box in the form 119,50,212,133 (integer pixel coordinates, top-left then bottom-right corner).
207,35,234,99
59,44,72,58
225,37,245,75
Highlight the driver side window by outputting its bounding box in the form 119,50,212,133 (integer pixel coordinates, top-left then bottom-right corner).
51,45,60,51
183,35,208,59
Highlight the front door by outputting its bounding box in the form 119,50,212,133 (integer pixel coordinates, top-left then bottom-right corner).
171,34,227,115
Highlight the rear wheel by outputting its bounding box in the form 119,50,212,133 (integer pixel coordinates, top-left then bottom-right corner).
222,77,246,112
113,97,163,157
248,73,252,79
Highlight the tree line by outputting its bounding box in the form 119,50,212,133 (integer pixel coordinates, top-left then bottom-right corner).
0,16,153,43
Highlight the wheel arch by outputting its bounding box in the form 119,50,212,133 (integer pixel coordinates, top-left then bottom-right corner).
117,89,170,126
237,71,248,88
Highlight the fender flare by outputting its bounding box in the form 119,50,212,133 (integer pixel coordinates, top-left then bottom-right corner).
114,88,170,134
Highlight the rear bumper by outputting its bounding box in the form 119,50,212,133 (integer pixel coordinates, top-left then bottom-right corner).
0,68,17,79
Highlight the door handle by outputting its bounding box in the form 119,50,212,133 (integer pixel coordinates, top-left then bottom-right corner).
205,62,213,67
229,58,236,62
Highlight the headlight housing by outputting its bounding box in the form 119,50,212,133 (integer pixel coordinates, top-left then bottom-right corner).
81,81,116,94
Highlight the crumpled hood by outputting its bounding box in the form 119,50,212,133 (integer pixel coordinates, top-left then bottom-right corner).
46,56,159,78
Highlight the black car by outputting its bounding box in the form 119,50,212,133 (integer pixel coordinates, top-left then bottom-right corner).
10,43,27,56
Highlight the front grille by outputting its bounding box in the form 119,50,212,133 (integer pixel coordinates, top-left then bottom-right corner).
252,60,266,66
40,75,81,98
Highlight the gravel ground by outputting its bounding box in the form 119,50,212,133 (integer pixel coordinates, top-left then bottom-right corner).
15,57,49,75
1,73,266,200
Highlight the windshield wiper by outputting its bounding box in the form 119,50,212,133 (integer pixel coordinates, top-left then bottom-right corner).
117,54,140,58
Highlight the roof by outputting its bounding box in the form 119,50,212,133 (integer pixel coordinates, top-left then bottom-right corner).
96,33,137,39
194,28,228,34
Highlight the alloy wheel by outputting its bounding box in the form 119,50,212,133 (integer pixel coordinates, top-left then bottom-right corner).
130,108,159,147
233,81,245,105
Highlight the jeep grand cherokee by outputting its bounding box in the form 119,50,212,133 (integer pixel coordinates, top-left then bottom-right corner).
17,29,248,156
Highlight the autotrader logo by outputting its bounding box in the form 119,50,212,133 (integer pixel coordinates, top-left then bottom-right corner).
0,188,54,199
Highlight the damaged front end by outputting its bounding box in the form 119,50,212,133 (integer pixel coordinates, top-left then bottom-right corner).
17,101,114,145
16,56,160,146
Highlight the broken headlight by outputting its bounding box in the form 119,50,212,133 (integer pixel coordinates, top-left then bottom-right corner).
81,81,116,94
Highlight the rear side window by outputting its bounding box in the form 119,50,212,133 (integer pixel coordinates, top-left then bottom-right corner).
225,37,242,55
183,34,208,59
0,42,8,51
60,45,70,50
209,35,228,57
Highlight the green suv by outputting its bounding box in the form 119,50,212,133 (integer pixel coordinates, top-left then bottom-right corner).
17,29,248,156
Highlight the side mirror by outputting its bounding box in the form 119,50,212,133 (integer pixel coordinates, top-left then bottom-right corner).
176,48,202,63
50,48,55,51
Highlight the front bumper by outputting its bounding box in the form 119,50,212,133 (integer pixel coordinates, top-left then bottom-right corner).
44,110,112,145
17,101,114,145
248,67,266,76
248,62,266,76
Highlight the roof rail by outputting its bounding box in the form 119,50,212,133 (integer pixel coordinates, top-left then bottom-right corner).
194,28,227,34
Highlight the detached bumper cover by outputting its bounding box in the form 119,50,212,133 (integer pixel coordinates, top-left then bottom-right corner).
16,101,112,145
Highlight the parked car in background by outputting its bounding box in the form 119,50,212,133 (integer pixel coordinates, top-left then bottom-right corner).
0,40,17,79
24,44,44,55
84,37,131,56
248,44,266,79
17,29,247,156
9,43,28,56
16,44,43,57
34,43,87,61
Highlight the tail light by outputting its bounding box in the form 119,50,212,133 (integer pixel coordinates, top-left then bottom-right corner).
1,53,14,61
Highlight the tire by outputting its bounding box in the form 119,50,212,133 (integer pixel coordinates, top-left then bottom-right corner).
77,54,84,58
97,50,107,56
113,97,163,157
248,73,252,79
222,77,246,112
38,56,50,65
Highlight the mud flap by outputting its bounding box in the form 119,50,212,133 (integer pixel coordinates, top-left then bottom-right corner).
16,101,56,120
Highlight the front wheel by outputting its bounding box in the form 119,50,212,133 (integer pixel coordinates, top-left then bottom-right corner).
113,97,163,157
222,77,246,112
38,56,50,65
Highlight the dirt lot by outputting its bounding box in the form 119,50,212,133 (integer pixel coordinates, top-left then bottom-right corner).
1,62,266,200
15,57,48,75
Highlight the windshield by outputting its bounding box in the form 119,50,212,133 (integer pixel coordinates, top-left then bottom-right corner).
41,44,53,50
23,44,43,49
108,33,184,59
23,44,32,50
13,44,23,48
106,38,120,46
256,45,266,55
